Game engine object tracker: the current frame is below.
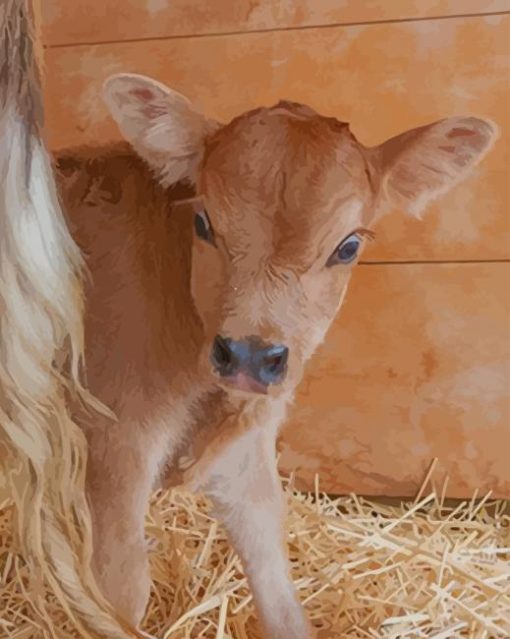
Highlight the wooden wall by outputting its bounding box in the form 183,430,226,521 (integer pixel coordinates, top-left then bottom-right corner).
42,2,510,498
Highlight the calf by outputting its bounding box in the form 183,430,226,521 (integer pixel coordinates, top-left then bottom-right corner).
56,73,497,638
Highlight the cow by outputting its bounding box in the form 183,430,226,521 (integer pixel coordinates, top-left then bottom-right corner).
0,2,141,637
54,72,497,638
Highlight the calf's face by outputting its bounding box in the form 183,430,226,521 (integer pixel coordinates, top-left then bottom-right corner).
191,108,376,394
103,74,497,397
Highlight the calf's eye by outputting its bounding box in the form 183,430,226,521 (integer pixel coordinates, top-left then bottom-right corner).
326,233,362,267
194,209,216,246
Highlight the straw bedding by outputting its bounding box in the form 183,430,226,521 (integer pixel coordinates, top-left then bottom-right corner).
1,470,508,639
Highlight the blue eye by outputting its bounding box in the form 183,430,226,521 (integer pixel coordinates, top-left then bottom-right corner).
194,209,216,245
327,234,361,267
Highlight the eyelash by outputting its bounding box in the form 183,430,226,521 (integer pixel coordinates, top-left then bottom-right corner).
354,228,376,242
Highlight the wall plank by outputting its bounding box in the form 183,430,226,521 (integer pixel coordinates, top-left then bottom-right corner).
280,262,510,498
44,16,510,262
40,6,510,499
43,0,510,46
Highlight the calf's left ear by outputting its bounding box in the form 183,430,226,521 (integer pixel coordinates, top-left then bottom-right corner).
103,73,220,186
370,116,499,218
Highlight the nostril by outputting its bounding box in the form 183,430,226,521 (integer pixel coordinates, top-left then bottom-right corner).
261,345,289,380
213,337,264,381
266,353,283,373
213,336,232,366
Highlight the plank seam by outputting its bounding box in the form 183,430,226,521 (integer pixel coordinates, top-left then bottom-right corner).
44,10,510,50
359,259,510,266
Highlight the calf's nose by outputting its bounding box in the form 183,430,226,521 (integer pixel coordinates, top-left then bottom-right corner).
211,335,288,387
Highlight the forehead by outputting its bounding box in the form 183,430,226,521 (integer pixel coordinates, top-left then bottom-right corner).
201,102,372,225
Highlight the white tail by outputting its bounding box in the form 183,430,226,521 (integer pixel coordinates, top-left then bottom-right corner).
0,1,142,636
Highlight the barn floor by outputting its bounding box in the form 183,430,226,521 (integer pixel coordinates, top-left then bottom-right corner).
0,474,508,638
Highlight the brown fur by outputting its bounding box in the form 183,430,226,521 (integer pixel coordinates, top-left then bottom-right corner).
55,73,497,638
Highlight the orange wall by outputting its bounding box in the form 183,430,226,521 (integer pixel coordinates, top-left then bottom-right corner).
42,2,510,498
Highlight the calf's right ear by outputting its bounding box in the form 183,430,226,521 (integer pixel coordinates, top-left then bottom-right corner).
103,73,220,186
370,116,499,218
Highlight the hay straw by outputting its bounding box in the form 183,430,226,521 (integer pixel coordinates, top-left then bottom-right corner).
1,474,508,638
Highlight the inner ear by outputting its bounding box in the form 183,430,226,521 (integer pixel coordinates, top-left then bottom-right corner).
103,73,220,186
371,116,498,218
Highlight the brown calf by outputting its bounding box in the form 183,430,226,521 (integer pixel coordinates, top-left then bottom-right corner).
55,73,497,638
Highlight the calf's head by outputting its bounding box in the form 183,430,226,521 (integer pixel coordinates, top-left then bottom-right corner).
104,74,497,397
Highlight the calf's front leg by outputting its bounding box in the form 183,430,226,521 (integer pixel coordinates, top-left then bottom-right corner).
191,423,313,639
85,417,169,628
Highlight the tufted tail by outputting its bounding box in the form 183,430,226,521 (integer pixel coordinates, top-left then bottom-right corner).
0,2,144,636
